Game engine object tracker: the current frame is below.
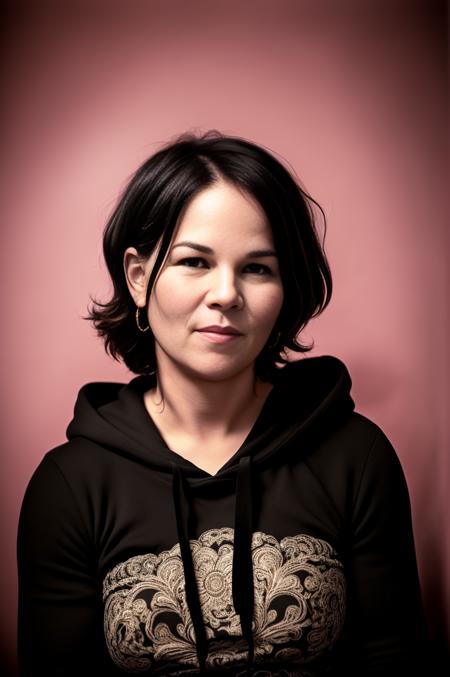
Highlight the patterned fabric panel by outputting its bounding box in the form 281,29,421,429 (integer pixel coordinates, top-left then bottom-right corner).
103,529,345,674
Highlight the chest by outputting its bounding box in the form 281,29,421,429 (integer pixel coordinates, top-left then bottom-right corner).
103,527,346,674
98,461,347,674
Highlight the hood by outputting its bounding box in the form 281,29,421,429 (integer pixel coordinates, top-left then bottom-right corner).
66,355,354,675
66,355,354,479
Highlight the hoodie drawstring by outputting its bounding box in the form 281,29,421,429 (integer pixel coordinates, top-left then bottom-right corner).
232,456,255,670
172,462,209,672
171,456,255,675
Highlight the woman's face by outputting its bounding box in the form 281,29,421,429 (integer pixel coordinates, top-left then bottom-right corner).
144,179,284,382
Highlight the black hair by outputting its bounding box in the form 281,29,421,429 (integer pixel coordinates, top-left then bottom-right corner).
85,129,332,382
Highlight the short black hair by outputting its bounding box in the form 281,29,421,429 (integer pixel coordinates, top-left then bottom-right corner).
85,130,332,382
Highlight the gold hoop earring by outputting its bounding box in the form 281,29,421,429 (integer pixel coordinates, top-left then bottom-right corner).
136,306,150,333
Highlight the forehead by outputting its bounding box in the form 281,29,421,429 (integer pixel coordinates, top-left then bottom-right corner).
174,180,272,243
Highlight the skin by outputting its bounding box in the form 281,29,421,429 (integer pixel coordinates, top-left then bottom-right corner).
123,178,284,474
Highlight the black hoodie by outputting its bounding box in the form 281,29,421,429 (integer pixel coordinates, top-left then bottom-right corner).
17,355,426,676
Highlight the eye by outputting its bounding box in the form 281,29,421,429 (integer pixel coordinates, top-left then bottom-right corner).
177,257,208,268
176,258,273,275
245,263,273,276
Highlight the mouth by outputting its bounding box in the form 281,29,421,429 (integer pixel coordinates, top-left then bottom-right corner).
197,326,243,336
195,330,243,344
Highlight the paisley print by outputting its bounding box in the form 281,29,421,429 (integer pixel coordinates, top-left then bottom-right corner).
103,529,345,674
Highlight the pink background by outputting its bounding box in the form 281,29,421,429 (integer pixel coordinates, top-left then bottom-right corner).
1,0,448,672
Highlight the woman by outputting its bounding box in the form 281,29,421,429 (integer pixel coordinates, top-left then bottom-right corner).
17,131,426,676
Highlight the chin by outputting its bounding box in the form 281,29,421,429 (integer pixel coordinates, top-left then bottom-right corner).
183,358,255,382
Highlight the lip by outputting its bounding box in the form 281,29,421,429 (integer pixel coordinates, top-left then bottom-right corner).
197,325,243,335
197,331,242,344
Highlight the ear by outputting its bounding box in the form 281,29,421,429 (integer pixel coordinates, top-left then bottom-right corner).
123,247,148,307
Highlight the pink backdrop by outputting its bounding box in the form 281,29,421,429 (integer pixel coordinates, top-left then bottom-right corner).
1,1,448,673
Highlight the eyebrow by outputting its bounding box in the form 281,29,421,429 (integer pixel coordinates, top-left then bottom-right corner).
171,240,277,258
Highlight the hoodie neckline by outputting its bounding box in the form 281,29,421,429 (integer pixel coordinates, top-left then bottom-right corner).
140,375,279,479
66,355,355,483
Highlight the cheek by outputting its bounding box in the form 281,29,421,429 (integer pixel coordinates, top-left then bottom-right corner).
254,286,284,323
148,275,198,323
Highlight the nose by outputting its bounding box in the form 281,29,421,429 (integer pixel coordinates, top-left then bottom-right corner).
205,267,243,310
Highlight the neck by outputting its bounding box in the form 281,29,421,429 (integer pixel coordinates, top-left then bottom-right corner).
144,353,272,439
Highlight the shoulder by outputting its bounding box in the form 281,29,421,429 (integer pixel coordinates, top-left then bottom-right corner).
302,411,406,509
339,411,404,479
312,410,397,470
22,436,108,508
335,410,388,443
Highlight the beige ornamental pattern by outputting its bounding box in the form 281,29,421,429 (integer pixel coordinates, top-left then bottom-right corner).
103,529,346,674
